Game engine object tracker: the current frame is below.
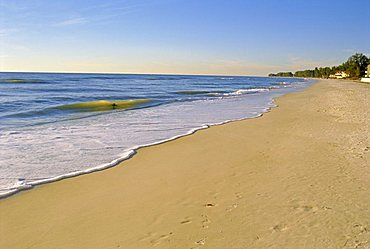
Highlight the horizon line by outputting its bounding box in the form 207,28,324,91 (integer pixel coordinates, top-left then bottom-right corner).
0,70,267,77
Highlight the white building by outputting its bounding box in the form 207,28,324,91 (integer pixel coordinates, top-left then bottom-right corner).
360,65,370,83
329,71,350,79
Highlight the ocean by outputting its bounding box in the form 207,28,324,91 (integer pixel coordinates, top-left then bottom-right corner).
0,72,311,197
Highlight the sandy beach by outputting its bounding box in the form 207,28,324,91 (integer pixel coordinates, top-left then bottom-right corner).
0,79,369,248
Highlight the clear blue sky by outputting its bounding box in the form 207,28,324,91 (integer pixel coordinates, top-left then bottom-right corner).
0,0,369,75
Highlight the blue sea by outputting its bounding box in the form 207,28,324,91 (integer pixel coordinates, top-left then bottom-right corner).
0,72,311,197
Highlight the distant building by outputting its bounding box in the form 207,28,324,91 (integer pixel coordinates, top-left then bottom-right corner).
361,65,370,83
329,71,350,79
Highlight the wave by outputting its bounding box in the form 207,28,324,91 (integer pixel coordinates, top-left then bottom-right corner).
82,76,120,80
145,76,189,81
174,88,270,97
211,88,270,97
227,88,269,95
56,99,152,112
1,79,44,83
175,90,214,95
1,99,161,129
273,81,290,86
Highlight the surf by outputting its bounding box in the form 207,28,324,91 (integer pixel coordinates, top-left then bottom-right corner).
56,99,152,112
1,79,43,83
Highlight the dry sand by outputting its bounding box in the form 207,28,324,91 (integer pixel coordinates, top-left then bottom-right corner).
0,79,369,249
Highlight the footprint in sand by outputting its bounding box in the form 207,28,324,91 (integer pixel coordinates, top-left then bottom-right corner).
180,217,192,224
195,238,206,246
205,203,216,207
201,214,211,229
150,232,173,245
226,203,238,212
293,204,319,213
235,192,243,200
270,223,288,233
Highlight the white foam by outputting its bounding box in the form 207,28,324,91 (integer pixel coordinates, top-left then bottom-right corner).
223,88,270,96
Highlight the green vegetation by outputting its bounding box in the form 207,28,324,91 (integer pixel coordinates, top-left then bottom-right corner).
268,72,293,77
269,53,369,79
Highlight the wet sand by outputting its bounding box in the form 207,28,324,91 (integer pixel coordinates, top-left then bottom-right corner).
1,79,369,248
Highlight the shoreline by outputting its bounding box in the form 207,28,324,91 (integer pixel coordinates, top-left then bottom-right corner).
0,109,272,199
0,82,309,200
1,79,369,248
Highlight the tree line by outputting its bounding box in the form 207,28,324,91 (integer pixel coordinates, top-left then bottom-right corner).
269,53,369,79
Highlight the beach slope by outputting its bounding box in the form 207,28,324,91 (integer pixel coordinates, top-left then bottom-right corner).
1,79,369,248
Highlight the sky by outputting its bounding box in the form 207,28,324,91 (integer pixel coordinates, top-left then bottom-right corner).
0,0,369,76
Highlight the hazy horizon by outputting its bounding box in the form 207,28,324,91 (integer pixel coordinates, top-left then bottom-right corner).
1,0,369,76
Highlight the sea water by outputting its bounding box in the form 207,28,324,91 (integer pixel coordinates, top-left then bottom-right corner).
0,73,312,197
